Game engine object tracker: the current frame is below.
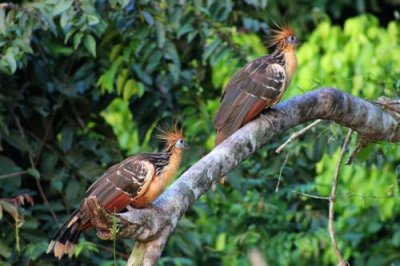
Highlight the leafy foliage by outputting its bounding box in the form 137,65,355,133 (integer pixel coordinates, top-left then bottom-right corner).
0,0,399,265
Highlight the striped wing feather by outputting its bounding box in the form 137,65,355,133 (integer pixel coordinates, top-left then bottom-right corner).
78,156,155,227
48,155,163,259
214,56,286,143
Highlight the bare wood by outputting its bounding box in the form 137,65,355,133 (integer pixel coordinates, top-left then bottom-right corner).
275,153,289,192
0,171,27,180
89,88,399,265
329,129,353,266
292,190,329,200
275,119,323,153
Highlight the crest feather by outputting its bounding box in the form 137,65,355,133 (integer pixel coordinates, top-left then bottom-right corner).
268,24,295,48
157,125,184,147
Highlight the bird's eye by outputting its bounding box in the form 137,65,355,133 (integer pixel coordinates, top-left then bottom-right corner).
287,35,297,44
176,139,184,147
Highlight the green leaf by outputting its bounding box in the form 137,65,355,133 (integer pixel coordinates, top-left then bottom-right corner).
78,161,102,180
142,11,154,26
65,29,77,43
5,48,17,73
73,32,84,50
0,201,17,220
3,133,29,153
116,68,129,95
41,151,58,175
24,242,48,261
203,38,222,63
110,44,122,61
60,12,70,30
61,125,74,152
52,44,74,56
65,179,81,203
83,34,96,57
156,21,166,49
177,24,193,38
27,167,40,179
0,242,11,258
215,233,226,251
0,9,6,35
87,15,100,26
122,79,137,100
53,0,73,16
392,231,400,247
98,56,123,93
0,155,22,192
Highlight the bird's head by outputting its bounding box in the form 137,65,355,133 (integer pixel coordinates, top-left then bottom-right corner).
158,125,189,152
269,24,300,51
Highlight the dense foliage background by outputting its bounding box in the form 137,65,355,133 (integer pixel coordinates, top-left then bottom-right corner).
1,0,399,265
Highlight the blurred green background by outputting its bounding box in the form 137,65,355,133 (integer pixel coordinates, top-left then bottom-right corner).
0,0,399,265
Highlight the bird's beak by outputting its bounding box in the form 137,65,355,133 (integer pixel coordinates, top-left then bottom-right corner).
183,142,190,150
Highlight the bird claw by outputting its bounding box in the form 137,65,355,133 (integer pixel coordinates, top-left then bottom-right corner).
85,196,169,242
85,196,114,231
85,196,119,240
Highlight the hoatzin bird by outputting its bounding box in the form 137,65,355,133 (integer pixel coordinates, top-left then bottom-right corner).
47,127,188,259
214,25,300,144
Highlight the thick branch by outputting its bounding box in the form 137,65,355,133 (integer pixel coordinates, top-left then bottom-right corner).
114,88,398,265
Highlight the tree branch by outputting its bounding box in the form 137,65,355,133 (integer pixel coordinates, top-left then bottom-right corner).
94,88,399,265
275,119,323,153
329,129,352,266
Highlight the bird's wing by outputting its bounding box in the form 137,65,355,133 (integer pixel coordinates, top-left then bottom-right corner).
78,157,155,226
214,58,286,142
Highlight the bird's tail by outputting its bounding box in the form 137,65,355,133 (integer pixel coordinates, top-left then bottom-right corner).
47,209,82,259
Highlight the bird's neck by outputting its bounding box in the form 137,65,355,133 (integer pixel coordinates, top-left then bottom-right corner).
271,48,297,86
283,48,297,86
159,148,182,183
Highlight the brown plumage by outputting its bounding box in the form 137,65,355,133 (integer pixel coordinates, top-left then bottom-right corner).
214,25,300,144
47,127,188,259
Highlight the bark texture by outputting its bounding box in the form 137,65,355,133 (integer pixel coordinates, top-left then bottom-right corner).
103,88,398,265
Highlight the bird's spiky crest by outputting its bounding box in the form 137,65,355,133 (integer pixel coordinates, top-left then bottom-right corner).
157,125,184,148
268,24,295,49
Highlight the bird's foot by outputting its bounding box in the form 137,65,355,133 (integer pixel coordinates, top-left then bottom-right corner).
85,196,120,240
85,196,170,242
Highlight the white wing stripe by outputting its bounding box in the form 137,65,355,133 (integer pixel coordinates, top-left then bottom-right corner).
244,91,257,97
106,177,132,196
249,63,263,76
261,83,277,91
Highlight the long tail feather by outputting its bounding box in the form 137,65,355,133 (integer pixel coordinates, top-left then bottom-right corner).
47,209,82,259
